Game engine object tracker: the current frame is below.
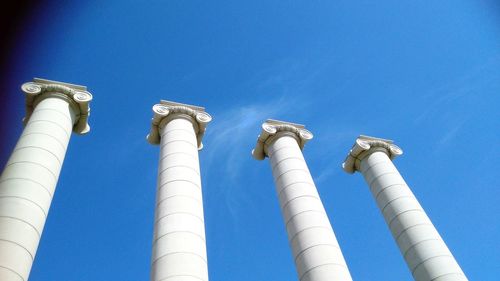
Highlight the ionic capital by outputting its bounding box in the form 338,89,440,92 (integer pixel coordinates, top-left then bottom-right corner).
147,100,212,149
21,78,92,134
342,135,403,173
252,119,313,160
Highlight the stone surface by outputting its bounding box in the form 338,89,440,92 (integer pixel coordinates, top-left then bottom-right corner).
253,119,353,281
148,101,211,281
0,78,92,281
343,135,468,281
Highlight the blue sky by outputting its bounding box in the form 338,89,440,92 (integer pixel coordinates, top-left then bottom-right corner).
1,1,499,280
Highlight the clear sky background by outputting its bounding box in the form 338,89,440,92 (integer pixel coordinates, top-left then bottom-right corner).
1,1,499,280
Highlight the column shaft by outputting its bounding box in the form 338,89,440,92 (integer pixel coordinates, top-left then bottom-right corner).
0,97,76,281
360,151,467,281
268,136,352,281
151,118,209,281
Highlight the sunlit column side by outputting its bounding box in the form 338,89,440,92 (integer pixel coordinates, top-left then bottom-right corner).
343,135,468,281
0,78,92,281
252,119,353,281
147,100,212,281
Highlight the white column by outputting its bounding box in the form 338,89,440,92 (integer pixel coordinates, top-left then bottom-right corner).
343,135,468,281
147,101,212,281
253,120,353,281
0,78,92,281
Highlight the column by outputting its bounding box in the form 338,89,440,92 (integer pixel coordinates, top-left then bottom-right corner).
342,135,467,281
0,78,92,281
252,119,353,281
147,100,212,281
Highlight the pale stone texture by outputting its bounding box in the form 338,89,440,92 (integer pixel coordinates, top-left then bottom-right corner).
147,101,211,281
0,78,92,281
253,120,353,281
343,135,468,281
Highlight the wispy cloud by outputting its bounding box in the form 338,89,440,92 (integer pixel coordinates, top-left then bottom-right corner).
200,56,355,225
204,102,283,179
202,98,295,226
438,119,468,145
415,54,500,124
413,53,500,151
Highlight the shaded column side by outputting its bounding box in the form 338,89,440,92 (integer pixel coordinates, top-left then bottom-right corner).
151,118,209,281
0,97,76,281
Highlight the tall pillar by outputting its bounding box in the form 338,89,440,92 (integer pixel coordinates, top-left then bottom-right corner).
252,119,353,281
343,135,467,281
0,78,92,281
147,100,212,281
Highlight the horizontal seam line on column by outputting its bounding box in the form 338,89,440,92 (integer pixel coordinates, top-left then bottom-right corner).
156,212,204,224
299,262,349,281
368,171,400,188
271,156,304,173
0,178,53,197
160,128,196,138
267,145,297,158
0,265,25,281
411,254,454,274
360,159,389,174
160,139,197,150
275,169,310,183
159,151,198,163
153,231,206,246
159,165,200,177
159,182,200,194
380,195,416,214
278,181,316,200
19,132,67,151
429,272,466,281
403,238,442,260
395,223,434,241
26,120,70,138
32,108,72,124
156,194,202,208
0,239,34,260
285,210,325,229
0,196,47,217
12,146,62,165
290,226,331,245
374,183,407,202
157,274,206,281
281,195,320,211
159,179,201,191
0,216,40,237
4,161,57,181
388,209,424,229
294,243,341,263
152,251,208,265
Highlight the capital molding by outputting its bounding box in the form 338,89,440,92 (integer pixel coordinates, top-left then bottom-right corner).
252,119,313,160
21,78,92,134
147,100,212,149
342,135,403,174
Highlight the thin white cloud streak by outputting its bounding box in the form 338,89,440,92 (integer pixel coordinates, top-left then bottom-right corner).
415,54,500,124
413,53,500,150
202,98,294,227
438,120,468,145
201,56,360,226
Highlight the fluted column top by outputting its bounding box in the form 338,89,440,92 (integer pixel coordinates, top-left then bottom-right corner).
147,100,212,149
252,119,313,160
342,135,403,174
21,78,93,134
